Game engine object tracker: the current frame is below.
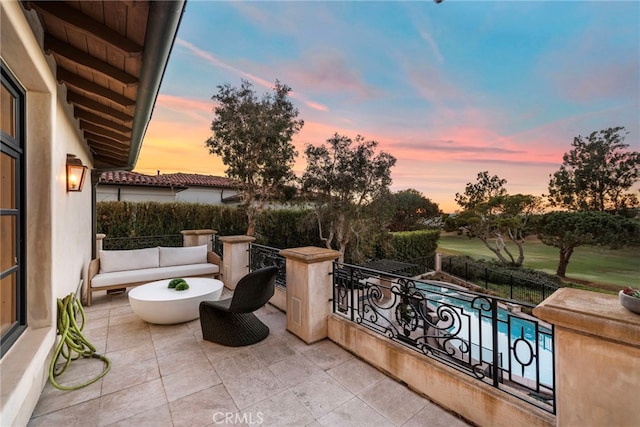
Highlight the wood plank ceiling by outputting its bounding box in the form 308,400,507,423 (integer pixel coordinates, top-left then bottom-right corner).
23,1,151,169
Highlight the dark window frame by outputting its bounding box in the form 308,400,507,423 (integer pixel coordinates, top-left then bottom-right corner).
1,61,27,357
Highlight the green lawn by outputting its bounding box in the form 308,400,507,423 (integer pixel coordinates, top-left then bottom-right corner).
437,232,639,289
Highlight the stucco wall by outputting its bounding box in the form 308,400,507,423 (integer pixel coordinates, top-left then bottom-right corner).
0,2,93,425
97,185,178,203
96,185,239,205
177,186,227,204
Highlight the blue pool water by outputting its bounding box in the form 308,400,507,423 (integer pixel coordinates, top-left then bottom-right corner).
416,281,554,386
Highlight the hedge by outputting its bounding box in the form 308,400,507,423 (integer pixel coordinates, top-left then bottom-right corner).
254,209,323,248
388,230,440,260
440,255,561,289
97,202,440,267
96,202,321,249
97,201,247,237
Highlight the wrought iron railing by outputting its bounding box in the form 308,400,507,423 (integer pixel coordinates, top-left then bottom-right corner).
441,256,558,305
102,234,182,250
332,261,556,414
213,234,223,258
249,243,286,288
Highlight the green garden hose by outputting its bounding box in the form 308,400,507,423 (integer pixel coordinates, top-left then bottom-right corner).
48,292,111,391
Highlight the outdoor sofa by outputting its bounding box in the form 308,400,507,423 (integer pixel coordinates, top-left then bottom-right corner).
86,244,221,306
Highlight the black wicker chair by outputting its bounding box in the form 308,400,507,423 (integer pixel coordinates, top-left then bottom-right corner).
199,266,278,347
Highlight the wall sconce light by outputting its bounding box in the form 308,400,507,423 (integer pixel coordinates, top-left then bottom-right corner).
66,154,87,192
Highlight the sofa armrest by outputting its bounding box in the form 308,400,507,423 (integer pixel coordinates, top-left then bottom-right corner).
88,258,100,282
86,258,101,306
207,251,221,267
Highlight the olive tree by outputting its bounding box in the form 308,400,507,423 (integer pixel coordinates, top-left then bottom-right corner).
547,126,640,212
300,133,396,262
537,211,640,277
205,79,303,235
455,194,542,267
454,172,540,266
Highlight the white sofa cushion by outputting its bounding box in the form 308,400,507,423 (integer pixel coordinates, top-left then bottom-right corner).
91,263,219,288
159,245,207,267
99,247,159,273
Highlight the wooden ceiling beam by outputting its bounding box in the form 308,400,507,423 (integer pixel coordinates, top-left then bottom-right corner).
45,35,138,86
74,108,131,134
84,131,130,149
67,91,134,123
93,153,128,169
80,120,130,142
93,150,128,165
57,68,135,107
86,139,129,156
27,1,142,57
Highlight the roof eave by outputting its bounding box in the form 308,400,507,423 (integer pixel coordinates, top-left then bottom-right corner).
96,0,186,172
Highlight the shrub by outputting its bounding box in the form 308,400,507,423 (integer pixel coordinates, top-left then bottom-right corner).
97,202,324,249
388,230,440,261
441,255,561,289
255,209,323,248
97,201,247,237
96,202,444,268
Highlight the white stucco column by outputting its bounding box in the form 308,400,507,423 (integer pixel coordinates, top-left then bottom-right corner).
219,235,255,290
279,246,341,344
181,229,216,251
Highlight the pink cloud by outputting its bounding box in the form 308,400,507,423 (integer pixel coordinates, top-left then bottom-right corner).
176,39,329,112
155,94,212,115
400,59,466,107
302,100,329,111
407,67,463,105
502,104,639,165
281,49,381,101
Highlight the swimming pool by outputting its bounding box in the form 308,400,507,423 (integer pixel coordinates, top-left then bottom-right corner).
416,281,554,387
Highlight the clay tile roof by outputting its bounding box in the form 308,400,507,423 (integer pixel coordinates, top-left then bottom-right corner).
160,173,240,189
99,171,186,188
99,171,240,189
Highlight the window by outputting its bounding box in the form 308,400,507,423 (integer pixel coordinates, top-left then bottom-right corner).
1,62,26,357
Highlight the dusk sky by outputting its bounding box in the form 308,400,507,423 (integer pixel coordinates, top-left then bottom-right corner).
134,1,640,213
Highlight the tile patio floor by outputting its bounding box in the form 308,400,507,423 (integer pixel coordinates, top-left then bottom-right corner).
29,290,470,427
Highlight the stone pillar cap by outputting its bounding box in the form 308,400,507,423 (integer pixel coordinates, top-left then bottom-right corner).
533,288,640,347
181,229,217,235
218,235,256,243
280,246,341,263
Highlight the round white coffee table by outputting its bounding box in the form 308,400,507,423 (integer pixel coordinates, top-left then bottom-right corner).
128,278,224,324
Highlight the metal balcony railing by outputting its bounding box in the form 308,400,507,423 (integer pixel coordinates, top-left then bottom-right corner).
332,261,555,414
249,243,286,288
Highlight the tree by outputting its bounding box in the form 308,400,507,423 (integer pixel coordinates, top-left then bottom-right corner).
205,79,304,236
388,189,440,232
547,126,640,212
537,211,640,277
455,194,542,266
453,172,540,266
455,171,507,210
300,133,396,262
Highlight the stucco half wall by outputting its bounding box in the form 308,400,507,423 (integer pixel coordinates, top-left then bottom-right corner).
328,314,555,427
